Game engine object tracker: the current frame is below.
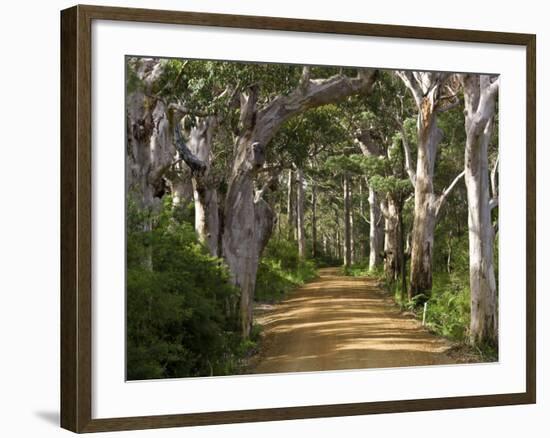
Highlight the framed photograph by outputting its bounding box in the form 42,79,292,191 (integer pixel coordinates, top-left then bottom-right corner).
60,4,536,433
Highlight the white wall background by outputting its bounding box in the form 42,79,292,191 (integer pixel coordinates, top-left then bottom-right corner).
0,0,545,436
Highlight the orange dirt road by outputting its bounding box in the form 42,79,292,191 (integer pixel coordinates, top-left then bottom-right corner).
250,267,455,374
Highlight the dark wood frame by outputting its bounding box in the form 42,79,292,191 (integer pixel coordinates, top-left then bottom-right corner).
61,4,536,433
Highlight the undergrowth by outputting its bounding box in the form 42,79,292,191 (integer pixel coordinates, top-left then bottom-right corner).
255,238,317,303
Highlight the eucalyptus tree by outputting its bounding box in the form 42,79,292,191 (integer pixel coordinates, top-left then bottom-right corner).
155,60,377,337
396,71,465,298
355,132,384,271
460,74,499,346
346,73,414,280
351,131,412,283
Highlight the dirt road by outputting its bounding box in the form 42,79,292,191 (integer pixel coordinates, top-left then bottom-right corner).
250,267,455,374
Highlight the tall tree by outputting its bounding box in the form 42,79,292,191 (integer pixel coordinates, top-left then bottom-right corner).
355,132,384,270
460,74,499,346
396,71,465,299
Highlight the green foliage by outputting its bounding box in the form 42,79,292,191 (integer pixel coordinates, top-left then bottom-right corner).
271,105,351,167
423,272,471,341
343,260,377,277
127,197,247,380
255,238,317,303
125,59,143,95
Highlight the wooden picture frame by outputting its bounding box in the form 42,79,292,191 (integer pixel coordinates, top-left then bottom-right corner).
60,4,536,433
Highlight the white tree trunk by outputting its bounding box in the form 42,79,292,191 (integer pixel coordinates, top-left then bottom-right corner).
296,167,306,259
461,74,499,346
343,173,352,268
369,188,384,270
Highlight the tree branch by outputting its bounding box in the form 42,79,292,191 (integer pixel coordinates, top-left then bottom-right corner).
359,211,371,225
436,170,465,217
173,123,207,175
239,84,259,133
395,71,423,107
255,69,377,146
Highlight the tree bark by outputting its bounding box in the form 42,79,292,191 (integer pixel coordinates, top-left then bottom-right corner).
296,167,307,259
222,137,276,337
461,74,499,346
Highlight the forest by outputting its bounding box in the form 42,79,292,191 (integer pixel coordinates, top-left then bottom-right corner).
126,57,499,380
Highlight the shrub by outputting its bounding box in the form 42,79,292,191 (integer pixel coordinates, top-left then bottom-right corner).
126,197,243,380
255,238,317,303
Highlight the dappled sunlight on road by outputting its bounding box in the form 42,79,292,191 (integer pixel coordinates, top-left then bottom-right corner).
250,267,454,374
